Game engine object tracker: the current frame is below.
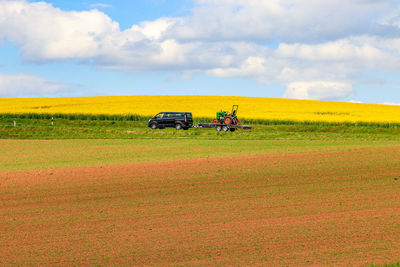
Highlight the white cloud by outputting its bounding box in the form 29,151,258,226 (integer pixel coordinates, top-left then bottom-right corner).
90,3,112,9
283,81,354,101
0,0,120,60
275,40,387,63
0,73,68,97
208,56,269,80
1,0,400,100
348,100,363,103
381,102,400,105
171,0,399,43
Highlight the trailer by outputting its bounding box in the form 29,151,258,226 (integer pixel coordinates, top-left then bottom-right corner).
197,122,252,132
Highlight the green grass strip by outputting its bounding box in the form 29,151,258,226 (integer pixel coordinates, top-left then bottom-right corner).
2,113,400,128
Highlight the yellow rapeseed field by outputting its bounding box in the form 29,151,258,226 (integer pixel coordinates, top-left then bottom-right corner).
1,95,400,123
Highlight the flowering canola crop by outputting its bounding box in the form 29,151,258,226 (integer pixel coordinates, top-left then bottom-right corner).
1,95,400,123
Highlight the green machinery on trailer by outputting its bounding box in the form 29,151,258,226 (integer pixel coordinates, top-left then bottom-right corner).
198,105,252,132
213,105,240,125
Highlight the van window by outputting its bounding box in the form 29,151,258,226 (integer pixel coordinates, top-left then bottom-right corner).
186,113,192,118
155,113,164,118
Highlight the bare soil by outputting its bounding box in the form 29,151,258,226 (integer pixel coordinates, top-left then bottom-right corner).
1,147,400,266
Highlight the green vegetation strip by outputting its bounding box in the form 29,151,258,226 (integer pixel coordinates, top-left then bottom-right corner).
1,115,400,140
2,112,400,128
1,139,399,172
0,113,400,140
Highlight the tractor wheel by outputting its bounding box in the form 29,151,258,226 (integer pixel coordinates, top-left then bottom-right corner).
150,123,157,129
222,125,229,132
175,123,182,130
216,125,222,131
230,128,236,132
224,116,233,124
212,119,219,124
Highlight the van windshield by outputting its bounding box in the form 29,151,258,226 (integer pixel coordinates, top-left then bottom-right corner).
155,113,164,118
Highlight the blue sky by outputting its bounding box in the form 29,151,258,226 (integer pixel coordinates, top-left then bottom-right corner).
1,0,400,103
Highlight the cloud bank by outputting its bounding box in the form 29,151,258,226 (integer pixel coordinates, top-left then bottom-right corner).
1,0,400,99
0,73,68,97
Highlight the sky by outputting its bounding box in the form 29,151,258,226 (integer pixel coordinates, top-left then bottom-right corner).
1,0,400,103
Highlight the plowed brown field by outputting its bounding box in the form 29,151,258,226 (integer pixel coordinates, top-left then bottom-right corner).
1,144,400,266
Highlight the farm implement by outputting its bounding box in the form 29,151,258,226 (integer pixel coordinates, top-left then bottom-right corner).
198,105,252,132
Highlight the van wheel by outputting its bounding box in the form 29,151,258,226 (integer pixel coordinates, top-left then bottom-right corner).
150,123,157,129
230,128,236,132
175,123,182,130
